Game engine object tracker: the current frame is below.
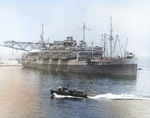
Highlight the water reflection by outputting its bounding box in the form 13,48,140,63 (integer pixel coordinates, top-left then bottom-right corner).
0,67,45,118
0,66,149,118
36,69,137,96
41,69,137,80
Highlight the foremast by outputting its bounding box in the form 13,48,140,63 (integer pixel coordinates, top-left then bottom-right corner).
40,24,44,51
110,15,113,59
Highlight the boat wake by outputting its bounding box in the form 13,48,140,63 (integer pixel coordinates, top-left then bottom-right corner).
51,93,83,99
51,93,150,100
88,93,150,101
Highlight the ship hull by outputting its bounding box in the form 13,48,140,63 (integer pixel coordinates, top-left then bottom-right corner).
22,61,137,77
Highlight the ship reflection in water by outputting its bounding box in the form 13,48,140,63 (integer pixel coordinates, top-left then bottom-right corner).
0,66,150,118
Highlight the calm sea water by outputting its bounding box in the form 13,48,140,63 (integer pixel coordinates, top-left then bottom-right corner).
0,57,150,118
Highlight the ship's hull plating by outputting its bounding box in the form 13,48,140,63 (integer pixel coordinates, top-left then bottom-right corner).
22,61,137,77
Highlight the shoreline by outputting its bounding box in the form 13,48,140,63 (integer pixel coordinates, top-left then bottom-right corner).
0,64,22,66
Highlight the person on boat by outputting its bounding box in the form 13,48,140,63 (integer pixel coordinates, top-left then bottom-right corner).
74,88,76,92
58,87,61,92
63,87,68,92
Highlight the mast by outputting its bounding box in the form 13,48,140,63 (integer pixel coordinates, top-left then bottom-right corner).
41,24,44,50
92,42,94,60
102,34,105,59
83,23,85,41
77,23,90,41
110,16,113,59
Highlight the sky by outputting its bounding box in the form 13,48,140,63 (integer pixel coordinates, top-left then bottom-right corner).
0,0,150,59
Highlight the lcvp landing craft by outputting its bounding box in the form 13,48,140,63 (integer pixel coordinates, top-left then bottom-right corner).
1,17,137,76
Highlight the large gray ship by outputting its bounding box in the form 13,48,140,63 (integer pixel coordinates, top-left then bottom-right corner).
21,19,137,77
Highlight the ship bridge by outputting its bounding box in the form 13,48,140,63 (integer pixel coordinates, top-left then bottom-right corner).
0,40,53,51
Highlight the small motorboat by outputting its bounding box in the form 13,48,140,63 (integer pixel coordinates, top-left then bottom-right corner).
137,67,142,70
50,87,87,98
